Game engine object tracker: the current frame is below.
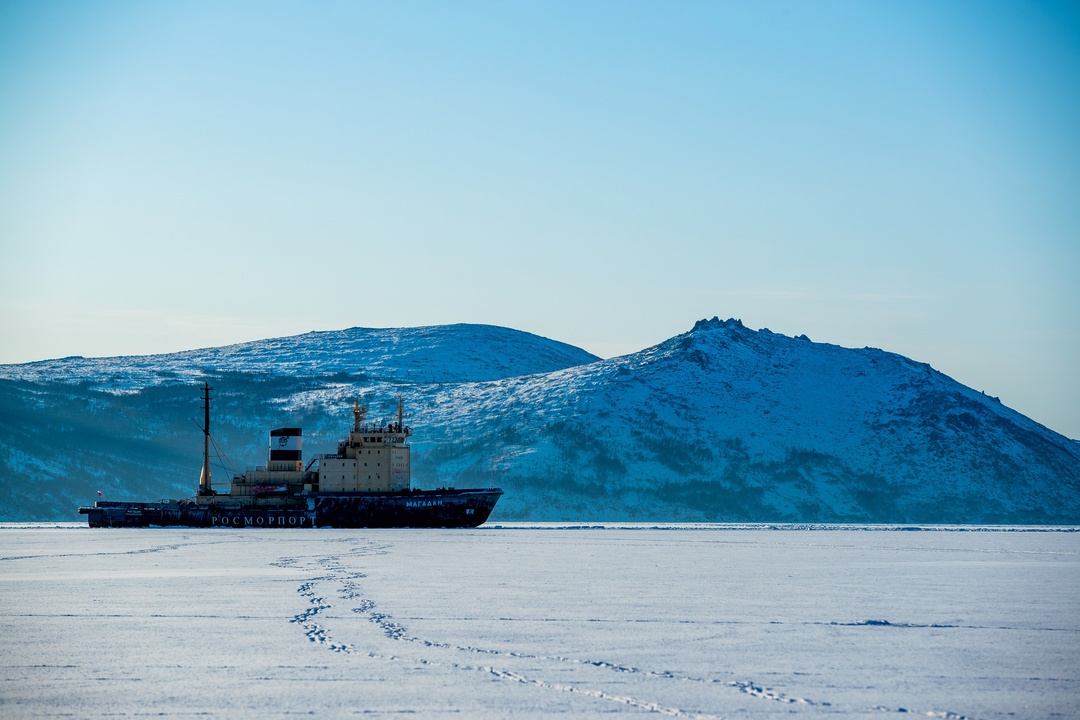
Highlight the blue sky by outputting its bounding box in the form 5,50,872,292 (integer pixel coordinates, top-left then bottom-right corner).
1,0,1078,438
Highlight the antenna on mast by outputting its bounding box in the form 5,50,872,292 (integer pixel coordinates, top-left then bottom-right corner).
353,399,368,432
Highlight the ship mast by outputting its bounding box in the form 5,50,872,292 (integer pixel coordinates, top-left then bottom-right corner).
353,399,367,432
198,382,214,496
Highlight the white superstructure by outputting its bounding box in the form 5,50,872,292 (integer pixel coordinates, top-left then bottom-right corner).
317,398,411,492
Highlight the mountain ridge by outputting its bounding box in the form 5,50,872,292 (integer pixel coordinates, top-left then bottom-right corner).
1,319,1076,523
0,324,600,388
403,318,1078,522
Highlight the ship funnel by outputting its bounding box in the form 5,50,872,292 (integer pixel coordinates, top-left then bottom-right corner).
269,428,302,462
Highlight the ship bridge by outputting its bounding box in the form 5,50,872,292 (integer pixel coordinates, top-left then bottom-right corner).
317,398,412,492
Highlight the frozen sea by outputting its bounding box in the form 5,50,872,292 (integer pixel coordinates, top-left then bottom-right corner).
1,524,1077,719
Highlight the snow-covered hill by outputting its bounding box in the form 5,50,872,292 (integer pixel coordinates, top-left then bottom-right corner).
2,319,1077,523
407,318,1080,522
0,324,599,389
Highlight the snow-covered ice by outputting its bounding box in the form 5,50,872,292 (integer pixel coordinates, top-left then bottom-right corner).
1,525,1077,718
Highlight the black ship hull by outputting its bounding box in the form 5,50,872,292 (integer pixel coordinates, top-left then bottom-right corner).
79,488,503,529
